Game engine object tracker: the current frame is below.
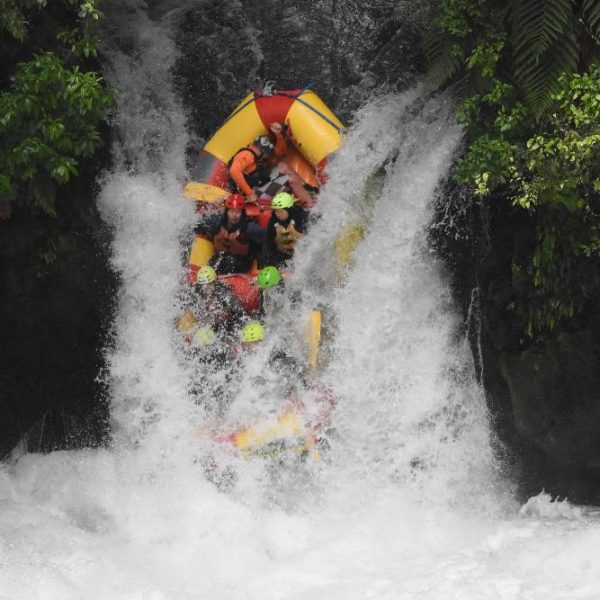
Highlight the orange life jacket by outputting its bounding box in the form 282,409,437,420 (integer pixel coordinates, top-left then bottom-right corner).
213,226,249,256
228,147,262,196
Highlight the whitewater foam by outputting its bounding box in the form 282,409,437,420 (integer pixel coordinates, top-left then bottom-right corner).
3,3,600,599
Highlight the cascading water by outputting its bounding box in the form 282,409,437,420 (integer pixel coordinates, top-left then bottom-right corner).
2,3,600,599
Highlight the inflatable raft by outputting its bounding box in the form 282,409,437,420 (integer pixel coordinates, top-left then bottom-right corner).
210,383,337,460
184,83,345,289
184,84,344,460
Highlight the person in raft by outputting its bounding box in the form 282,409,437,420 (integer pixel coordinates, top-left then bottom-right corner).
256,265,286,317
194,194,260,275
228,133,279,203
193,265,246,333
228,122,316,207
261,192,307,268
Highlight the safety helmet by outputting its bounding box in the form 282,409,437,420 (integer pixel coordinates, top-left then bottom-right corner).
241,321,265,343
254,135,275,156
196,265,217,285
271,192,294,209
225,194,246,209
257,266,282,289
192,326,216,347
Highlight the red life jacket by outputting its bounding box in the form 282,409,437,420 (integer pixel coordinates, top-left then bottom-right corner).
213,226,249,256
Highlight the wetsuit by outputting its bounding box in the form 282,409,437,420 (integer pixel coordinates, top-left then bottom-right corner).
228,133,288,196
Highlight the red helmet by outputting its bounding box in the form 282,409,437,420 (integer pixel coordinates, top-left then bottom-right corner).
225,194,246,209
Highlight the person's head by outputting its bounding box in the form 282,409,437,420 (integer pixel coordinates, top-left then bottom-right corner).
226,208,243,226
241,321,265,344
195,265,217,287
225,194,245,226
253,135,275,158
271,192,294,221
257,265,282,289
192,326,216,348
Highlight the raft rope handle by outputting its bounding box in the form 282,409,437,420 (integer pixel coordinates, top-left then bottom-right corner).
276,91,344,135
218,82,343,136
295,80,316,96
218,82,291,128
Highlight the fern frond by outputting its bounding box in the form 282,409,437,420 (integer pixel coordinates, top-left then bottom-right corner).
583,0,600,38
424,29,464,88
511,0,579,117
511,0,573,65
520,21,579,117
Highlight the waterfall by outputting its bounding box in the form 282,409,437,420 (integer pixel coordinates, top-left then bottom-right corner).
2,4,600,599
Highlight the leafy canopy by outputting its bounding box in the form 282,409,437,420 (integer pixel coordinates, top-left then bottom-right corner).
427,0,600,341
0,0,114,218
427,0,600,117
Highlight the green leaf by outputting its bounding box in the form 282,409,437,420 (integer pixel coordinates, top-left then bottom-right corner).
583,0,600,37
511,0,580,117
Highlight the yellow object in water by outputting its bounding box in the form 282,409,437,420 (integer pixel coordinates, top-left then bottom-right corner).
177,310,197,333
233,409,303,452
204,92,267,164
306,309,322,372
335,222,365,269
203,89,344,166
285,90,345,165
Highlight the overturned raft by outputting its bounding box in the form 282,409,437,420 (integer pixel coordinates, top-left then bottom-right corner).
184,85,345,205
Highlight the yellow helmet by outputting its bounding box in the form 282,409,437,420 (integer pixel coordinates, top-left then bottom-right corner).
192,326,216,347
241,321,265,343
196,266,217,285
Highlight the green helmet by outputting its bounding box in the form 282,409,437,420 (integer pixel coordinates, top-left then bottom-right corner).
257,266,282,289
271,192,294,209
192,326,216,347
241,321,265,343
196,265,217,285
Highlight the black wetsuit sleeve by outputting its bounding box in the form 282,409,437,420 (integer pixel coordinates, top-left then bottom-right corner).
262,217,278,264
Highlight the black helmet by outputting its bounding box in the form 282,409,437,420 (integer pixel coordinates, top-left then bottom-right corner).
254,135,275,156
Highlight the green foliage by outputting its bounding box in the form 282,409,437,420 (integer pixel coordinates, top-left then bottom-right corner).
428,0,600,342
456,66,600,338
583,0,600,39
0,0,44,42
511,0,579,115
0,52,114,216
0,0,114,220
426,0,598,118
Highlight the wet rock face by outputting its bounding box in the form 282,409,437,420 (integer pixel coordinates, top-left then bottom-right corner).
173,0,428,140
0,157,115,458
432,183,600,503
500,330,600,470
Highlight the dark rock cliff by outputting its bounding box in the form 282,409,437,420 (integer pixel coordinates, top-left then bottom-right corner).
0,148,115,457
173,0,427,139
431,183,600,503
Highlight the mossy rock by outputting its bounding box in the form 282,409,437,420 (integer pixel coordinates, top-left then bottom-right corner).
500,330,600,469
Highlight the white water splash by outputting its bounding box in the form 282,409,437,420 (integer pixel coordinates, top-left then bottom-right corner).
2,3,600,599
